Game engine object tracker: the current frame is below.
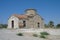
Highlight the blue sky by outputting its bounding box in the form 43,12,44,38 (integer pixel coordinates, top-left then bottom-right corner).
0,0,60,25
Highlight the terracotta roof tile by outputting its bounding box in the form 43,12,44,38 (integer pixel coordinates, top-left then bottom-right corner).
13,14,27,19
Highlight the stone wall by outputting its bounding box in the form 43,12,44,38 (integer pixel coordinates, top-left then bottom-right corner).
8,16,19,29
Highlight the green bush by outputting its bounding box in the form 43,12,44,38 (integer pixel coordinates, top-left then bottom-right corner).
40,32,49,35
17,33,23,36
40,35,46,38
40,32,49,39
33,34,38,37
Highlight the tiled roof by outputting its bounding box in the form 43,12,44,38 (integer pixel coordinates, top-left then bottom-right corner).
12,14,34,19
13,14,28,19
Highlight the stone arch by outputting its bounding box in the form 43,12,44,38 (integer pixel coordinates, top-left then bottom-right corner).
11,20,14,28
37,22,40,28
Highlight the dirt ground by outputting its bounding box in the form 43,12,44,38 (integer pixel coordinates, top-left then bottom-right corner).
0,29,60,40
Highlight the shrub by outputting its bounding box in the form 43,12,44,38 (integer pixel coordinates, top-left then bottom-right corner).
40,35,46,38
40,32,49,35
40,32,49,39
56,24,60,28
17,33,23,36
33,34,38,37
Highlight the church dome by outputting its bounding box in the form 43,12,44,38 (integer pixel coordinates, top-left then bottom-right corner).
25,8,37,12
25,8,37,16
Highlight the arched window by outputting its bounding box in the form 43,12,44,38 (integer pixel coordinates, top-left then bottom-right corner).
11,20,14,28
23,21,26,27
38,22,40,28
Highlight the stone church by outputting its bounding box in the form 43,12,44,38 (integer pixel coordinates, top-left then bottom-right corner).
8,9,44,29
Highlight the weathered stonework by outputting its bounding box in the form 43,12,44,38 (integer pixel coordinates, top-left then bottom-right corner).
8,9,44,29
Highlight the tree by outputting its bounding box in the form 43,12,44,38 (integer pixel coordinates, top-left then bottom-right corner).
56,24,60,28
44,24,48,28
0,24,2,28
0,24,7,28
48,21,54,28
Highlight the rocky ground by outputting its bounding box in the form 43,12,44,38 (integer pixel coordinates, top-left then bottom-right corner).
0,29,60,40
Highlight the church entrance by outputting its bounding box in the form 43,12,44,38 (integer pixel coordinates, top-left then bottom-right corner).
23,21,26,27
11,20,14,28
38,22,40,28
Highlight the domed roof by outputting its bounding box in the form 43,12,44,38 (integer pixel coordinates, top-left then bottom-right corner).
25,8,37,12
